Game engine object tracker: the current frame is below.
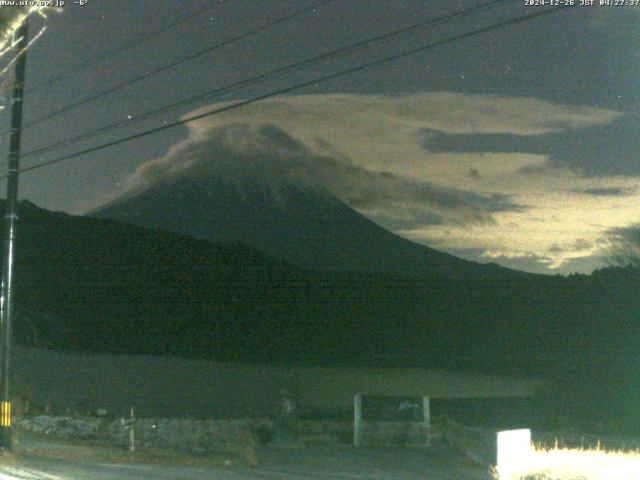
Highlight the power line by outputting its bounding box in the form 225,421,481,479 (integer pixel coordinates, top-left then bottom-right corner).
28,1,227,94
22,0,510,160
16,6,566,176
19,0,334,131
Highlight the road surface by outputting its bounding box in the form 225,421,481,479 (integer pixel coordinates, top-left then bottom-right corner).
0,444,491,479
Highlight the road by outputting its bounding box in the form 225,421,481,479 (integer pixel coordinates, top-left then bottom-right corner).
0,445,491,479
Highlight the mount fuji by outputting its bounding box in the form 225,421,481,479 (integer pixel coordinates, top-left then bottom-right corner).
94,124,522,280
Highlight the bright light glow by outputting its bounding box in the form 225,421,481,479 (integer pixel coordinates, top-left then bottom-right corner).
496,429,533,480
0,6,54,109
526,447,640,480
0,7,44,53
494,431,640,480
0,5,56,63
0,465,68,479
0,25,47,77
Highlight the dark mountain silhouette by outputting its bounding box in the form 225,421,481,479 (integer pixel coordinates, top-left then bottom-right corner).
96,177,517,280
93,125,522,281
5,199,640,431
6,200,637,370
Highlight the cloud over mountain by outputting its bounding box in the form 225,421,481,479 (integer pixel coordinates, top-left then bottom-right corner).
123,122,524,227
103,92,635,274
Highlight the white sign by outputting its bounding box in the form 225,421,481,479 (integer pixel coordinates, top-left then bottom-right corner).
496,428,532,479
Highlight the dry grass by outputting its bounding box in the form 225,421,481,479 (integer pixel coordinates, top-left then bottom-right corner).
494,444,640,480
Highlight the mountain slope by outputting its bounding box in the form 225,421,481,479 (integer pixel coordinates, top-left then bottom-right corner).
5,198,640,435
94,125,521,281
6,200,636,373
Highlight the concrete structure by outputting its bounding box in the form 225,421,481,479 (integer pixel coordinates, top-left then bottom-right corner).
354,394,432,447
10,347,543,419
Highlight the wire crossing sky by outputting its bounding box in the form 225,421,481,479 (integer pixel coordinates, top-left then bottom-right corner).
27,0,228,93
1,0,637,275
20,0,512,161
16,0,335,132
16,5,565,176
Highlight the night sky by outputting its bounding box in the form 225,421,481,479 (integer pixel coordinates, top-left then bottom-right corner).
2,0,638,275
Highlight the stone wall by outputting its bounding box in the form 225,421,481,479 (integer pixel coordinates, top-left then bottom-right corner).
17,415,269,452
357,421,431,446
16,415,432,451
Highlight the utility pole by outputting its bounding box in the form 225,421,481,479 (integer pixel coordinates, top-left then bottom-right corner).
0,18,29,451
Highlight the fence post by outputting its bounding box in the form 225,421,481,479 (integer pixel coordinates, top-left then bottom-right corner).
353,394,362,447
422,396,431,446
128,407,135,453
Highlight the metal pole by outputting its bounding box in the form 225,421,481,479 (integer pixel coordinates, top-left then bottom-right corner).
353,394,362,447
0,18,29,451
128,407,135,453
